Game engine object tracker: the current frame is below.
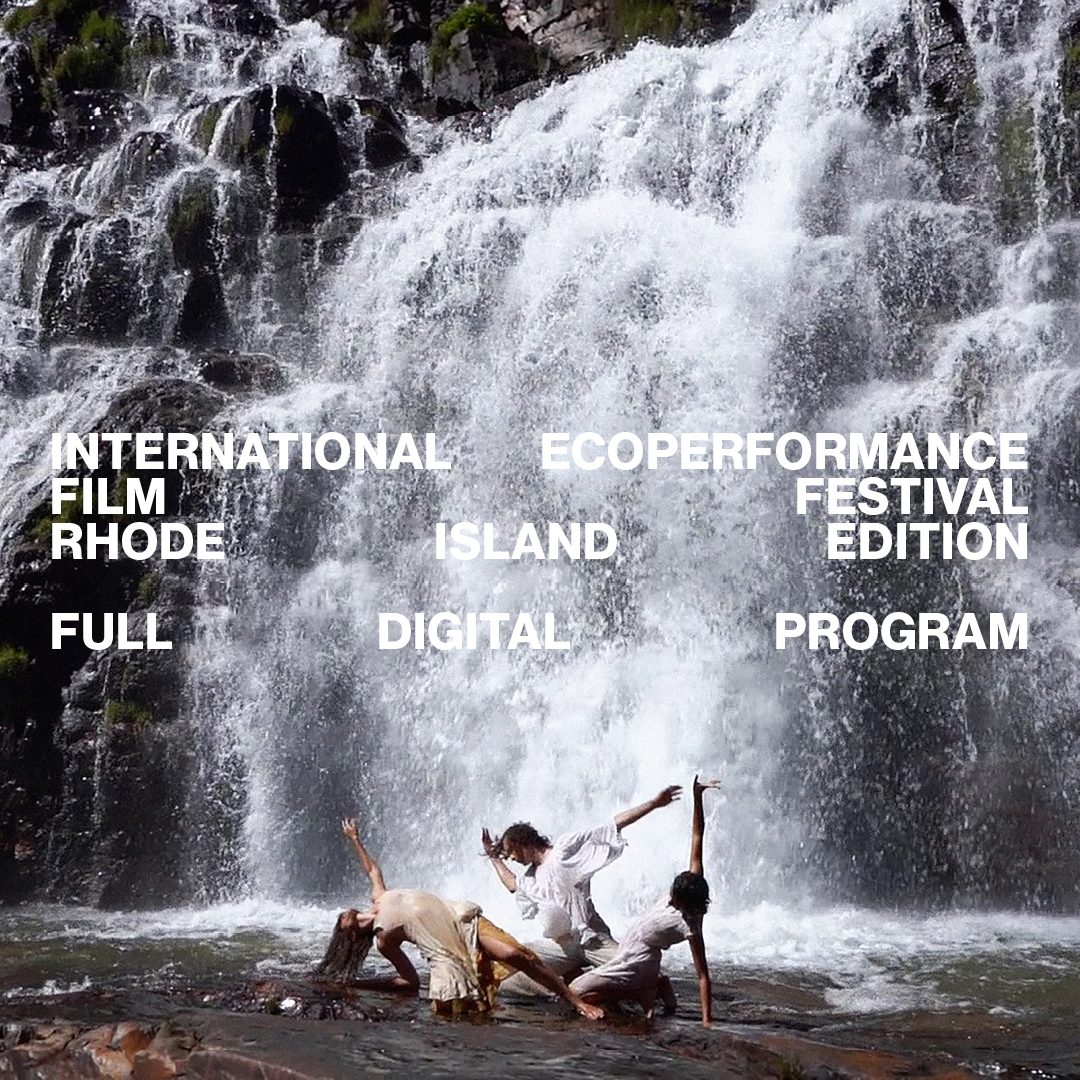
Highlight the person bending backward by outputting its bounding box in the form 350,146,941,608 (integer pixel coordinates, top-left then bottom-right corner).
317,818,603,1019
481,784,682,975
568,777,719,1026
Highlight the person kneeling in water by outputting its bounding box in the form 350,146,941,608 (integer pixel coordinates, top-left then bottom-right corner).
568,777,719,1026
317,818,603,1020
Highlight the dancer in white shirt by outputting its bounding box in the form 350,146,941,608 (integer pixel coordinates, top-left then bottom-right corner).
568,776,719,1026
481,785,682,974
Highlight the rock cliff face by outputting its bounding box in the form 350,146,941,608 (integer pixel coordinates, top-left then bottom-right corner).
1,0,1079,910
0,0,752,907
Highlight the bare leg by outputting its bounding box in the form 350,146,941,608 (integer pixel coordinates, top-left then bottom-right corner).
690,776,720,877
478,929,604,1020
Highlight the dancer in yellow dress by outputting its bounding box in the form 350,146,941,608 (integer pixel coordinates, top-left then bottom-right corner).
317,818,604,1019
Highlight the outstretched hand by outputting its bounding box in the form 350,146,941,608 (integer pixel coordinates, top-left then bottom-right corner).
342,817,360,843
481,827,502,858
693,776,721,797
653,784,683,808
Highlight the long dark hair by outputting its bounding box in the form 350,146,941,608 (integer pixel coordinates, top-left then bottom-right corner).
316,909,375,981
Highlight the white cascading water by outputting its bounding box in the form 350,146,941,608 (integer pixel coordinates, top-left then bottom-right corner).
3,0,1080,1018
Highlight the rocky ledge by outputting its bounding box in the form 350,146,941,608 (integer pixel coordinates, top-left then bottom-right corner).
0,981,987,1080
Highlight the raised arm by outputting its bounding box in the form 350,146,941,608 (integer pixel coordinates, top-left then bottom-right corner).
342,818,387,899
481,828,517,893
688,931,713,1027
690,777,720,876
613,785,682,830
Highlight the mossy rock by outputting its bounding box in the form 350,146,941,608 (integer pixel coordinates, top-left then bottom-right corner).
609,0,681,43
103,698,154,728
347,0,390,45
431,2,506,69
996,105,1037,241
129,15,173,62
166,175,218,272
0,644,31,681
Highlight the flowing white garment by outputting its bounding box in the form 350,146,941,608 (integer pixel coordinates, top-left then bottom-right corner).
569,898,695,995
515,819,626,943
374,889,486,1003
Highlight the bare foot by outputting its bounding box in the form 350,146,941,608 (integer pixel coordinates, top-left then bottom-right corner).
693,775,721,796
576,1000,605,1021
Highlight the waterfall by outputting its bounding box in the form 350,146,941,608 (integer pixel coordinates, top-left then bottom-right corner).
2,0,1079,922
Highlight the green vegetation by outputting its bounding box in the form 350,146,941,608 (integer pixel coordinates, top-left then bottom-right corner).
1063,35,1080,115
194,100,223,151
129,19,170,61
103,698,154,727
2,0,99,39
610,0,681,43
0,645,31,681
997,105,1036,238
4,0,129,97
347,0,389,45
432,3,507,47
430,4,507,69
28,493,81,545
53,10,126,91
138,572,159,604
777,1060,807,1080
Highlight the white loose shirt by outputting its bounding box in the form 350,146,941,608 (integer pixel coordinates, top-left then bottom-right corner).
515,819,626,942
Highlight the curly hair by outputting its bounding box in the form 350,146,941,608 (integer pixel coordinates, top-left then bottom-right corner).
499,822,552,854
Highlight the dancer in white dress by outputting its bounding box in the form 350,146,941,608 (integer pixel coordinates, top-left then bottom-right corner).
568,777,719,1026
317,818,603,1019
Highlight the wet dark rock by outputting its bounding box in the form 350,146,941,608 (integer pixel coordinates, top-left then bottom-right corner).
1016,222,1080,303
40,215,142,345
354,97,412,166
854,0,979,202
0,41,51,148
0,346,40,397
768,238,872,420
969,0,1041,49
0,1004,995,1080
210,84,349,226
58,89,147,152
130,13,175,60
111,131,184,195
177,271,233,348
860,201,995,376
5,196,51,227
918,2,979,204
199,350,287,391
1051,17,1080,219
432,29,541,111
167,172,219,272
387,0,432,43
0,377,228,907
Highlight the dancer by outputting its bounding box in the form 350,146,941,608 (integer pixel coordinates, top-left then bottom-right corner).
317,818,603,1019
481,784,682,973
568,777,718,1026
